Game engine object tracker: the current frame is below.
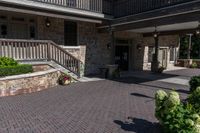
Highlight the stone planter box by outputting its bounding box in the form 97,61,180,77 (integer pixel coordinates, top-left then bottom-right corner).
0,69,61,97
176,59,200,68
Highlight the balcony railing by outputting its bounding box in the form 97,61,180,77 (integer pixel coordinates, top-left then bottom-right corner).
30,0,113,15
0,39,82,77
113,0,194,17
28,0,195,17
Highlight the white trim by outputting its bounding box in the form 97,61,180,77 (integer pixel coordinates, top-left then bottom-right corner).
60,45,81,49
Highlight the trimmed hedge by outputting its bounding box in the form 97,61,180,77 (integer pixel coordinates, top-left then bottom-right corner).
0,64,33,77
189,76,200,92
0,57,18,66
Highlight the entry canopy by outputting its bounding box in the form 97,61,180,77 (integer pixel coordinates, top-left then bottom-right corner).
128,21,199,33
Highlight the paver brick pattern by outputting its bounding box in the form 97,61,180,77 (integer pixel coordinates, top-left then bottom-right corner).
0,68,196,133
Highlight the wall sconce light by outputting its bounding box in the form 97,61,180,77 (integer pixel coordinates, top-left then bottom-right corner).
45,18,51,28
196,22,200,35
106,43,111,49
153,26,159,38
137,44,142,50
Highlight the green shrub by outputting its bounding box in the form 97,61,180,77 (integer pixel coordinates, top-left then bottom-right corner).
155,90,200,133
188,87,200,113
0,57,18,66
0,64,33,77
189,76,200,92
191,62,198,69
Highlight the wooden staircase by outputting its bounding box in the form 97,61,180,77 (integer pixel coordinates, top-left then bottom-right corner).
0,39,83,78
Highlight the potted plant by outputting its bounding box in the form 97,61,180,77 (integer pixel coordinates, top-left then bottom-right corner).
58,74,72,85
157,66,165,73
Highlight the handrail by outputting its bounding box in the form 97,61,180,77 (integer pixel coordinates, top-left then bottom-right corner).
0,39,82,77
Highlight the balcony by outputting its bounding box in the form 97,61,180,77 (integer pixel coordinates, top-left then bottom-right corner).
0,0,197,20
29,0,113,15
113,0,196,18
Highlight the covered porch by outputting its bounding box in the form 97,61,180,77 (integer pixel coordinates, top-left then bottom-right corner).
102,15,200,73
0,9,112,76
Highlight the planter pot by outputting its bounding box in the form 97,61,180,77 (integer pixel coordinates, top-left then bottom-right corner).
64,80,71,85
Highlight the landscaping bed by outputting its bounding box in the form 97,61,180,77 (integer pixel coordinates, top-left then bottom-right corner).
0,57,61,97
0,69,61,97
0,57,33,77
155,76,200,133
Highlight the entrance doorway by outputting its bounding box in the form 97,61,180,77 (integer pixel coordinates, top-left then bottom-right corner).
115,45,129,71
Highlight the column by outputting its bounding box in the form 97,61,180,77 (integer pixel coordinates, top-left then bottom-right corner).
151,36,160,72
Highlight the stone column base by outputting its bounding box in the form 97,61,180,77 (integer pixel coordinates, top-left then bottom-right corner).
151,61,160,72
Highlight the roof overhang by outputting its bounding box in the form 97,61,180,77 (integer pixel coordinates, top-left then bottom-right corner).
98,0,200,32
129,21,199,33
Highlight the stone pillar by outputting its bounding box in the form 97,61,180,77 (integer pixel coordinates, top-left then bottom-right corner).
151,36,160,72
80,45,86,63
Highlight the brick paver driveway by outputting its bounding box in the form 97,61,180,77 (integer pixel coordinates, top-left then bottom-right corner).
0,68,198,133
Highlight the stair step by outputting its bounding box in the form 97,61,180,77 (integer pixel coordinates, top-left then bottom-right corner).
20,61,80,81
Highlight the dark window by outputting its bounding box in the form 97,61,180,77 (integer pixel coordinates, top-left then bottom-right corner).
64,21,77,46
30,25,36,39
1,24,7,37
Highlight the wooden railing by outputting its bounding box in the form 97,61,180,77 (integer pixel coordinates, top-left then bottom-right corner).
31,0,113,14
0,39,81,77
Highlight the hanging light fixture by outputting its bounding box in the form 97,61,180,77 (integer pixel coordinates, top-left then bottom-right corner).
153,26,159,38
196,22,200,35
45,18,51,28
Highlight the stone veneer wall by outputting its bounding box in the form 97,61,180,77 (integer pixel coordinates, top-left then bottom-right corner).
63,46,86,63
0,69,61,97
78,22,111,75
36,16,179,73
36,17,111,75
37,16,65,45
